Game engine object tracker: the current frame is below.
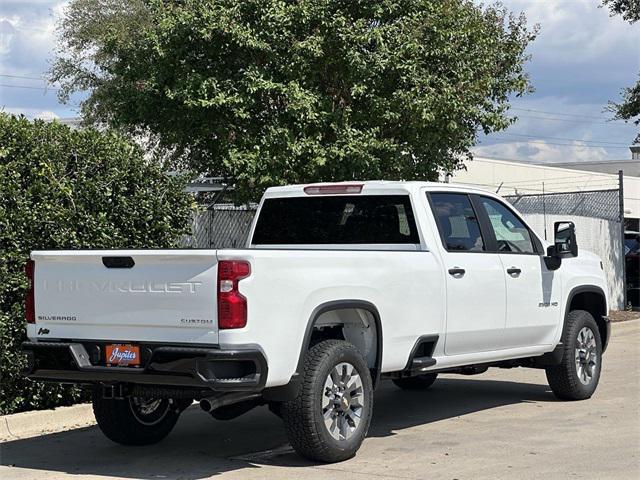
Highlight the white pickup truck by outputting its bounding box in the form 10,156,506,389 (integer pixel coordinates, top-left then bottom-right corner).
23,181,610,462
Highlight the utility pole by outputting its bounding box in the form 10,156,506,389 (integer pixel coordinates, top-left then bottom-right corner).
542,182,547,241
619,170,627,309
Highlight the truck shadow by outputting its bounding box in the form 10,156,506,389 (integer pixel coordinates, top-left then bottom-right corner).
0,376,555,479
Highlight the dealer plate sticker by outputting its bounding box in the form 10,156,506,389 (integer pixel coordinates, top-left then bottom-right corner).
105,344,141,367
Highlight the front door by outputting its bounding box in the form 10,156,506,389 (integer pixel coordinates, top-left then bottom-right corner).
474,195,561,348
428,192,507,355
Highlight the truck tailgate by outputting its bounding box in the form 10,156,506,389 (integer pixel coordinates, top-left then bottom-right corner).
30,250,219,344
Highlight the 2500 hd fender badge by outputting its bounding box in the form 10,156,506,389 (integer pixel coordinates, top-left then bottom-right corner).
538,302,559,308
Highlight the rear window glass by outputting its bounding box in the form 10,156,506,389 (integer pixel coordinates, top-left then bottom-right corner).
251,195,420,245
429,193,485,252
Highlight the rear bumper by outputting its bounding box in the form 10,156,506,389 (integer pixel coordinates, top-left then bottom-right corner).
22,341,267,392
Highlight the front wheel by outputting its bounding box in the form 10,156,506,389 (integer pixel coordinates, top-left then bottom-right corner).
92,389,181,445
545,310,602,400
281,340,373,463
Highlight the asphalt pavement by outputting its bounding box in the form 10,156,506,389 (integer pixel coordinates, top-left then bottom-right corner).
1,320,638,479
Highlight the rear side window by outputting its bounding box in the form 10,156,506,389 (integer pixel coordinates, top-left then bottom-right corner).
429,193,485,252
251,195,420,245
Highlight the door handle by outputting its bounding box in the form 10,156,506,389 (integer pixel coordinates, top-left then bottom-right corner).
448,267,466,277
507,267,522,275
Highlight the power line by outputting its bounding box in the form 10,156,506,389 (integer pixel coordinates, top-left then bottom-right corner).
0,74,47,81
498,174,616,185
492,132,629,146
508,114,625,126
504,181,618,190
453,180,618,195
500,179,618,188
483,138,629,149
0,84,60,91
509,107,611,121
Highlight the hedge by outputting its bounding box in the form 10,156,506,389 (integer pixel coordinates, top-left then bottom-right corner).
0,114,194,414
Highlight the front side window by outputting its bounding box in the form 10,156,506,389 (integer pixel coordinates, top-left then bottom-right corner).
251,195,420,245
480,197,536,254
429,193,485,252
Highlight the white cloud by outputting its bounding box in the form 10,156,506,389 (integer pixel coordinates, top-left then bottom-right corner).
500,0,639,65
0,1,66,71
0,1,76,117
0,17,19,55
472,140,610,164
34,109,59,120
1,106,59,119
477,92,637,163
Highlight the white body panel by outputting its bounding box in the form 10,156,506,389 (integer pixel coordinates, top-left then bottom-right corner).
29,250,219,344
441,252,506,355
498,253,562,348
217,248,445,386
28,181,609,389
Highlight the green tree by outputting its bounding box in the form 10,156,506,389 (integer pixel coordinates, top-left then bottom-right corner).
0,114,194,414
52,0,537,201
602,0,640,142
602,0,640,23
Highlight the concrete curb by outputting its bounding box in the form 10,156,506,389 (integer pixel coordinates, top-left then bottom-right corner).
0,403,95,442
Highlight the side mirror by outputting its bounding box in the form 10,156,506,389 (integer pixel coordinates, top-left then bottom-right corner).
553,221,578,258
544,221,578,271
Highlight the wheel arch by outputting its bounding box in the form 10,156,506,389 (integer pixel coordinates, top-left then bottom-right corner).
297,300,383,388
564,285,610,352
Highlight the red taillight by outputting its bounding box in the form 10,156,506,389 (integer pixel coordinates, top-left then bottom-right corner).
217,260,251,329
25,259,35,324
303,184,363,195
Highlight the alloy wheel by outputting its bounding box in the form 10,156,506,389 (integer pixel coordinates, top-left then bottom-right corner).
574,327,598,385
322,362,365,441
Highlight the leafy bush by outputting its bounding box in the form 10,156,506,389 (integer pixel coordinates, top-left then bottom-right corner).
0,114,194,414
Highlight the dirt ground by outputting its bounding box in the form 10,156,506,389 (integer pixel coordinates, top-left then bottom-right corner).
610,309,640,322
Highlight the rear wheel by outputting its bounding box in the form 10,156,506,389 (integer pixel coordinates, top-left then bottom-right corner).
545,310,602,400
281,340,373,463
392,373,438,390
92,389,181,445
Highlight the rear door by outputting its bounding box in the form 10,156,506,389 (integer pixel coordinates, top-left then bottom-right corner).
31,250,219,344
428,192,506,355
473,196,561,348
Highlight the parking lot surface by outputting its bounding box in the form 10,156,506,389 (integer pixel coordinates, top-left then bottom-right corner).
1,320,638,480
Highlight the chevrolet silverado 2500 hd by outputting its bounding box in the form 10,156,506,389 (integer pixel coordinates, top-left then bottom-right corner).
23,181,610,462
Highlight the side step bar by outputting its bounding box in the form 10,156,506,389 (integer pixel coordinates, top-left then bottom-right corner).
411,356,437,370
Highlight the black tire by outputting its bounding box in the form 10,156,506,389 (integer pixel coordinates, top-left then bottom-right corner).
545,310,602,401
268,401,283,419
392,373,438,390
281,340,373,463
92,389,181,445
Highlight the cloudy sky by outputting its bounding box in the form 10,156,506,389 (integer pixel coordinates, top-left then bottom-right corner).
0,0,638,164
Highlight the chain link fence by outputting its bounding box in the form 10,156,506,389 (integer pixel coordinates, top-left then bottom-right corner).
181,205,257,249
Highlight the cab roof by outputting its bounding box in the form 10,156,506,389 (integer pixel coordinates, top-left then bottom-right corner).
263,180,495,198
